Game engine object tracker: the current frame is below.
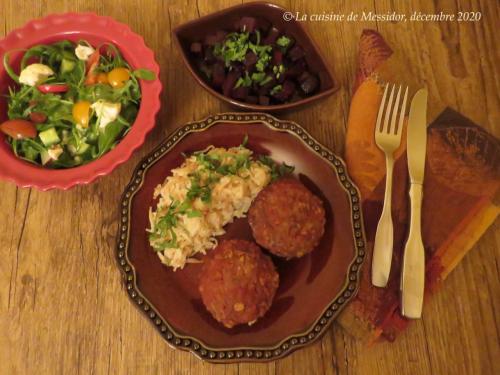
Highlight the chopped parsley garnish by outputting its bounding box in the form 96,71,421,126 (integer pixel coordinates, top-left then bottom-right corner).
149,193,207,251
235,72,252,88
276,35,291,48
214,31,273,73
241,134,249,147
255,53,271,72
270,84,283,95
215,32,250,67
251,72,266,83
272,64,285,79
259,76,273,86
258,155,295,181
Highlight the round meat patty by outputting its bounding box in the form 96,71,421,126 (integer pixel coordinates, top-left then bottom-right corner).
248,177,326,258
198,239,279,328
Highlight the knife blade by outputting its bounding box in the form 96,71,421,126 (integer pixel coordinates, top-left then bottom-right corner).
406,89,428,184
401,88,428,319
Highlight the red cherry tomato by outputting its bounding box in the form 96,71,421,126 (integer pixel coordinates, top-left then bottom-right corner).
29,112,47,123
37,84,69,93
85,50,101,85
0,119,37,139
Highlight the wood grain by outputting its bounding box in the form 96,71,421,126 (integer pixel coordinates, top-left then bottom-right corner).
0,0,498,374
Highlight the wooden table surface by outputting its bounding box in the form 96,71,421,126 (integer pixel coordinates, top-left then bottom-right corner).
0,0,498,374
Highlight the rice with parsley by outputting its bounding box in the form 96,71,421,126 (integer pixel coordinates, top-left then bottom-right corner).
147,144,273,270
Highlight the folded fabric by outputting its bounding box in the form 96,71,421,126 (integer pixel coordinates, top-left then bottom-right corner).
338,29,500,343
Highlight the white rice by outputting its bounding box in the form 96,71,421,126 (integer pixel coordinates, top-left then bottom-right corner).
147,145,271,270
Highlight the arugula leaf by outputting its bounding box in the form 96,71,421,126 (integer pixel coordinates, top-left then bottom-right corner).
3,52,20,82
97,120,125,156
133,68,155,80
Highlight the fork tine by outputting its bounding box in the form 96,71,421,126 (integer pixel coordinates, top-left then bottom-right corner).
390,85,402,135
396,86,409,135
376,84,389,132
383,84,396,133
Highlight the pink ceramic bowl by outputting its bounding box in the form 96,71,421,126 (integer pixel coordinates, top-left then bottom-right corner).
0,13,162,190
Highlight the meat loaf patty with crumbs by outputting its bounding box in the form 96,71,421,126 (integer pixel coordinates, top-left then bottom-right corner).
198,239,279,328
248,178,326,258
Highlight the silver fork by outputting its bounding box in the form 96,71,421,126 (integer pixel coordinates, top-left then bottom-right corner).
371,84,409,288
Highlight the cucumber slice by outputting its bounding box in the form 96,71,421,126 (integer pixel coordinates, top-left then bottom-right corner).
41,150,51,165
39,128,60,147
61,58,76,73
75,142,90,155
68,142,90,156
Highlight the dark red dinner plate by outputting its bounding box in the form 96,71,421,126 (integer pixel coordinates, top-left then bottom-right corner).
116,113,366,362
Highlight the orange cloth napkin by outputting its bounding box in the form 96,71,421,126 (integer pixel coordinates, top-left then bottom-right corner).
338,29,500,342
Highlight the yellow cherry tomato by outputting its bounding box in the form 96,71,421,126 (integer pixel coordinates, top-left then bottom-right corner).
107,67,130,88
72,101,92,127
96,72,108,84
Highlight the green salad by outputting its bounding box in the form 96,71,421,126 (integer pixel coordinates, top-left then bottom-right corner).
1,40,155,168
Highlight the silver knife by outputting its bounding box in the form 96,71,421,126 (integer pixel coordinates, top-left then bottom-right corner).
401,88,427,319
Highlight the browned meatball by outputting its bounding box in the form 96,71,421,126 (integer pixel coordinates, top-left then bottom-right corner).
248,178,326,258
198,239,279,328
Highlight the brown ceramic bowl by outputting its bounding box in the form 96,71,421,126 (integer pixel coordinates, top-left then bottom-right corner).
172,2,338,112
116,113,366,363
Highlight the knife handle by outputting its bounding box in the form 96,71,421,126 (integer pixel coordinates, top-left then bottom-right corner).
401,183,425,319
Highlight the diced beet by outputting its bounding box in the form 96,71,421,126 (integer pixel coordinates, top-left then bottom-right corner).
215,30,227,43
246,95,258,104
255,18,271,34
190,42,202,54
231,86,249,100
298,72,319,95
204,34,218,46
188,17,315,105
229,62,244,74
197,62,212,79
290,92,303,102
285,59,306,78
212,62,226,88
258,78,277,96
282,80,296,94
203,47,216,64
287,45,305,61
272,80,295,101
272,50,283,65
258,95,270,105
263,26,280,45
244,52,258,68
222,70,241,97
239,17,257,32
297,71,310,83
298,71,319,84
